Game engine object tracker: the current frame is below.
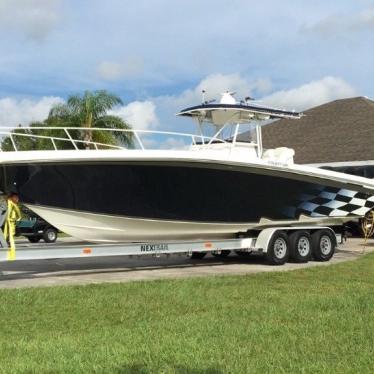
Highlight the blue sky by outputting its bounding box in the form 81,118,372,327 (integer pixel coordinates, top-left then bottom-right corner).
0,0,374,131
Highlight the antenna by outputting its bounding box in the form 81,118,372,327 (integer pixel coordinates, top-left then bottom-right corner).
202,90,206,104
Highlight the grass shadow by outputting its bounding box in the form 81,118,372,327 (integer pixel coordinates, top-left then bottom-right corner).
113,364,222,374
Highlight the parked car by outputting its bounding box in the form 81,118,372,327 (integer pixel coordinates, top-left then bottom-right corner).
16,207,59,243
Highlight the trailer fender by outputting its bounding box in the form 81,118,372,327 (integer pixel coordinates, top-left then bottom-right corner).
255,228,283,253
255,226,337,253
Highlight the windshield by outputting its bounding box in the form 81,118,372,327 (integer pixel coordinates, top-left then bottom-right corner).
198,122,259,143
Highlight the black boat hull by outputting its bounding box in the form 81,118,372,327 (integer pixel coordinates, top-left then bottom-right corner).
2,161,373,241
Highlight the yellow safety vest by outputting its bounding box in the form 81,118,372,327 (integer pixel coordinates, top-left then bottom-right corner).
8,200,21,221
4,199,22,260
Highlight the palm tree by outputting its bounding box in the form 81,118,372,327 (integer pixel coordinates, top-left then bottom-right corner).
0,90,134,151
48,90,133,149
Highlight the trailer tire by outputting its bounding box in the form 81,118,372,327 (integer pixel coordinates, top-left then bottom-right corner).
311,229,336,261
266,231,289,265
212,250,231,258
289,230,312,263
191,252,207,259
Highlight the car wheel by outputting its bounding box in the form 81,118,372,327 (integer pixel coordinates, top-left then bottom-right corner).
28,236,41,243
43,228,58,243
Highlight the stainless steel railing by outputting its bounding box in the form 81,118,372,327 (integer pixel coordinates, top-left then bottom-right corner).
0,127,229,152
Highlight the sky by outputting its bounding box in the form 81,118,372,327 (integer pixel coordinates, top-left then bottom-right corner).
0,0,374,133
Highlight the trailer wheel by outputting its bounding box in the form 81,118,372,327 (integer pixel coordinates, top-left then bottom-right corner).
212,250,231,258
191,252,207,259
311,229,336,261
266,231,289,265
43,227,58,243
289,230,312,263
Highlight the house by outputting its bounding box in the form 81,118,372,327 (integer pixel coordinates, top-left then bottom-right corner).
262,96,374,177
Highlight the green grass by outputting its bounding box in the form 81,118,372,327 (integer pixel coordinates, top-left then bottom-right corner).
0,254,373,374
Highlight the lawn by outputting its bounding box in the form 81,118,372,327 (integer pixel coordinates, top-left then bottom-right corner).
0,254,373,374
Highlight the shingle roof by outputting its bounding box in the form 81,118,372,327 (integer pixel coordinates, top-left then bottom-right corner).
261,96,374,164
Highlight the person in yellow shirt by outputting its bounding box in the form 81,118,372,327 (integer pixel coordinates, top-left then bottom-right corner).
4,193,22,257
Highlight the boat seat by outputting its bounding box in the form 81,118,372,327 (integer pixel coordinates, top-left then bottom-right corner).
262,147,295,164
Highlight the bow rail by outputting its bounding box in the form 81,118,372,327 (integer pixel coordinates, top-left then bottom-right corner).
0,127,230,152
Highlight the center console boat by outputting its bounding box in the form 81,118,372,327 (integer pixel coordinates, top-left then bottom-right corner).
1,92,374,242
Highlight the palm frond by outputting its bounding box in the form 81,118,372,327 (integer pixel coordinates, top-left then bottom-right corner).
49,103,71,118
91,130,119,149
13,90,134,150
94,115,134,148
66,94,84,114
89,91,123,119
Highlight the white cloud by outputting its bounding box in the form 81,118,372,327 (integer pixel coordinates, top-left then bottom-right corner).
196,73,253,101
261,76,357,111
155,73,272,113
97,61,124,81
110,101,158,131
159,137,188,150
150,74,358,133
97,57,144,81
0,96,159,134
0,0,62,41
303,6,374,35
253,78,273,95
0,96,64,127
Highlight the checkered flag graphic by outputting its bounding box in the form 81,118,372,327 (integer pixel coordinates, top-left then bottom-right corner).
284,186,374,218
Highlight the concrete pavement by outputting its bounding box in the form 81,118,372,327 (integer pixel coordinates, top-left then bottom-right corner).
0,238,373,289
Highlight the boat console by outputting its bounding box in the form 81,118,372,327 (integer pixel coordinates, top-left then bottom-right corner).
177,91,301,164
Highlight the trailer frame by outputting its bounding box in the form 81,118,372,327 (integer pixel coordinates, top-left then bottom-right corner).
0,226,342,265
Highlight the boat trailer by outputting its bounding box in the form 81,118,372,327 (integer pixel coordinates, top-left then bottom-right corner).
0,226,342,272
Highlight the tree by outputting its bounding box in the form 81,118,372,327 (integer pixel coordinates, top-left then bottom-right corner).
0,90,134,151
48,90,133,149
0,123,49,151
